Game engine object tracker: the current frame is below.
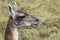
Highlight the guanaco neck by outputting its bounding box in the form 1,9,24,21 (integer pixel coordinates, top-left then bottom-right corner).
5,16,18,40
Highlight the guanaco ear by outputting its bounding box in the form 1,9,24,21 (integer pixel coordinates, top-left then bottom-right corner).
8,4,15,19
13,2,17,10
8,4,14,15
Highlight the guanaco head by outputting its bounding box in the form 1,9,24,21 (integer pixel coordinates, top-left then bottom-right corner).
8,2,39,28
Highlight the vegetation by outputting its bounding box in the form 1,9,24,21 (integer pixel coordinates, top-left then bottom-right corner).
0,0,60,40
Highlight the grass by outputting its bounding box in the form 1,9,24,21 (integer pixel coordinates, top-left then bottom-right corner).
0,0,60,40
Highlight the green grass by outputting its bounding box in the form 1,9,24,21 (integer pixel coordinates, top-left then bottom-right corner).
0,33,4,40
0,0,60,40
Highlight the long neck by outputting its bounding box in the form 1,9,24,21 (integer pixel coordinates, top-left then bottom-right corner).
12,27,18,40
5,27,18,40
5,17,18,40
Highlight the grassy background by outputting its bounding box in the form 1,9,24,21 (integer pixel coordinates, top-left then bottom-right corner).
0,0,60,40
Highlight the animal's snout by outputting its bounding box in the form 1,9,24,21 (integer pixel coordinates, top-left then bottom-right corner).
34,19,39,25
31,18,39,27
36,19,39,21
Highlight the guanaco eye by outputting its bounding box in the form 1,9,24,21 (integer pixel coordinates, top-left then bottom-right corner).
18,13,26,18
19,13,25,16
19,16,25,18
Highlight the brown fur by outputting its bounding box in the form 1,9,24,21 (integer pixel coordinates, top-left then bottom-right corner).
4,2,39,40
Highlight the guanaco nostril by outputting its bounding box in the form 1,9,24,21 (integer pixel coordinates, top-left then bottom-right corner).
36,19,39,22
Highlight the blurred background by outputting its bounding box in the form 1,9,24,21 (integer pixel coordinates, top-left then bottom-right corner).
0,0,60,40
